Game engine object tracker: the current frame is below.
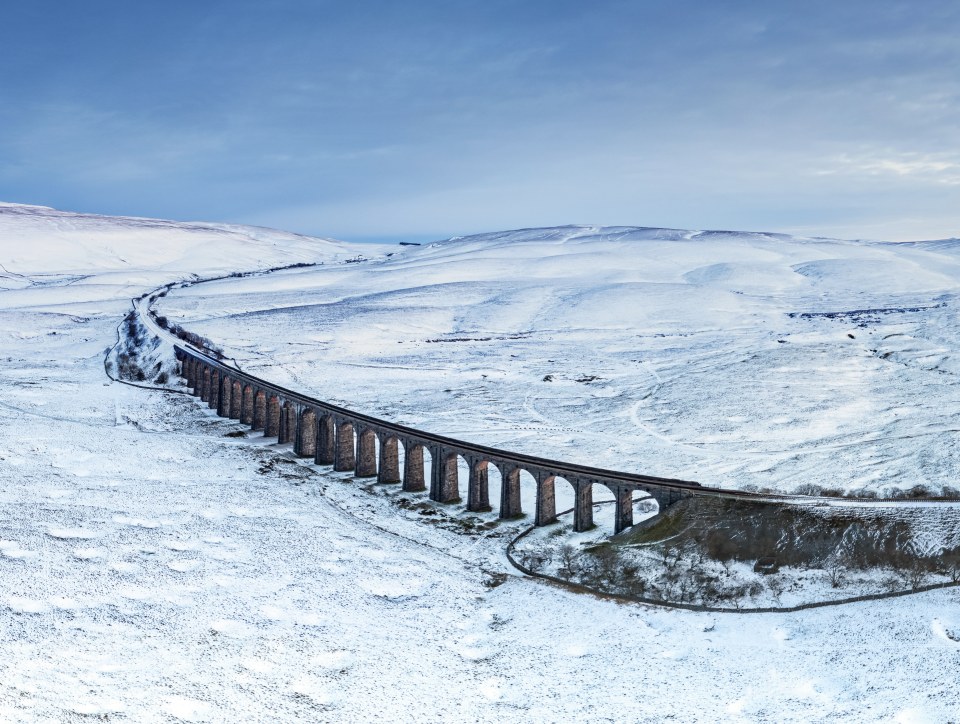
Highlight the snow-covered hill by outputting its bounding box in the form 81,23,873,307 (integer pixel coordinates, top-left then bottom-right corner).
1,204,958,721
158,224,960,497
0,202,358,280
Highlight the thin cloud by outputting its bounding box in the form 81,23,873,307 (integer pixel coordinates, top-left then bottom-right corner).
817,152,960,185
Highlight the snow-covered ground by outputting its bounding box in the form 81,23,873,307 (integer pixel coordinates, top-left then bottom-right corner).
157,225,960,497
1,203,959,722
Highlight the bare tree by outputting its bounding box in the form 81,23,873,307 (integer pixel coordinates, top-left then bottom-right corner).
823,554,847,589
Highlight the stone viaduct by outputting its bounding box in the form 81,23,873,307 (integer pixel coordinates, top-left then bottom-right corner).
173,346,703,534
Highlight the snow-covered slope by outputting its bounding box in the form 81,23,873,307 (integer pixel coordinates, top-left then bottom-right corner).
0,202,358,279
159,224,960,497
1,206,958,721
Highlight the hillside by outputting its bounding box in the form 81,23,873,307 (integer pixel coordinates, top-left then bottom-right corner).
157,224,960,497
0,202,357,280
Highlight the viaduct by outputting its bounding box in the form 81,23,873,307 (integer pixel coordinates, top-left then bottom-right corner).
170,342,703,535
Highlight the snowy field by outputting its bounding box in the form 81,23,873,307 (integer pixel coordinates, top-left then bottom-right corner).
158,225,960,497
1,203,959,722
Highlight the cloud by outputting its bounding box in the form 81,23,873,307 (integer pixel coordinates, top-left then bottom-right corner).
817,151,960,186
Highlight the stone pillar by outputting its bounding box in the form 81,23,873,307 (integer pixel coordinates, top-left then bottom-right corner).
241,385,255,425
316,416,335,465
467,461,491,512
184,357,195,389
265,395,281,437
355,429,377,478
252,390,266,430
286,405,298,443
278,403,296,444
378,436,400,484
430,451,460,503
295,409,317,458
535,475,557,526
402,444,426,492
277,402,288,442
210,373,230,417
200,366,211,402
209,370,221,410
219,376,233,417
614,487,634,534
334,421,355,472
441,453,461,503
217,376,231,417
573,481,594,532
230,380,242,419
499,466,523,519
189,359,199,391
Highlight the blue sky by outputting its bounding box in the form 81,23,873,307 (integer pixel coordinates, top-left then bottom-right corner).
1,0,958,242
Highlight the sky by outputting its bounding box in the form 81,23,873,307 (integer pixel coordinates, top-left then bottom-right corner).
1,0,958,243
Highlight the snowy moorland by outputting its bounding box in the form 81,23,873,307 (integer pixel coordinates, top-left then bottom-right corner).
1,202,959,722
158,225,960,498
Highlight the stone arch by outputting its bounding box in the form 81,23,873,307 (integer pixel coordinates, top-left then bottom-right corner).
402,441,428,492
608,484,658,535
315,414,335,465
265,395,281,437
535,474,576,527
355,428,378,477
334,420,355,472
377,434,401,484
294,408,318,457
241,384,255,425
